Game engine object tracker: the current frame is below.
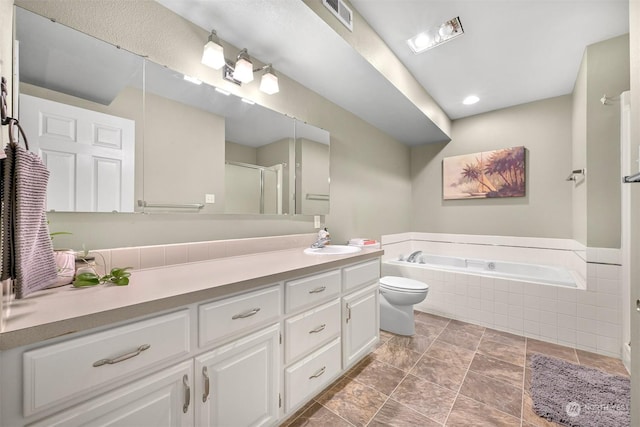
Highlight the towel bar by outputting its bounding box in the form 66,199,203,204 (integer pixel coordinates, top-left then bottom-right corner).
306,193,329,201
137,200,204,209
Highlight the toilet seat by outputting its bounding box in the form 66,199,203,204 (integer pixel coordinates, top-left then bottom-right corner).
380,276,429,293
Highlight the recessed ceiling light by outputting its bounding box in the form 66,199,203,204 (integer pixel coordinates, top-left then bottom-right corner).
463,95,479,105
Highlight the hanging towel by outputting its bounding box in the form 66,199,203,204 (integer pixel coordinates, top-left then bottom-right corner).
1,121,58,298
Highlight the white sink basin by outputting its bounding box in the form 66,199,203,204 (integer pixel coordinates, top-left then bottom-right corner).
303,245,362,255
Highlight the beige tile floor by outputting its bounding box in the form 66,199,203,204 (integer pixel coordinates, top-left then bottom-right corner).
281,311,629,427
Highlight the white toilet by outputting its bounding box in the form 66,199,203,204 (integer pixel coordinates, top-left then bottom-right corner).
379,276,429,336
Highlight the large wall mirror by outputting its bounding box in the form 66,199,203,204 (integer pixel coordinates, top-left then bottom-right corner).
14,7,330,216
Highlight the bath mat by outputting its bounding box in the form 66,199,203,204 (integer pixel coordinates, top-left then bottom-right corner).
529,353,630,427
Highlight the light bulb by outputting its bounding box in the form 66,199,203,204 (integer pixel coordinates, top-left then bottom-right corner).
439,22,454,38
413,33,431,48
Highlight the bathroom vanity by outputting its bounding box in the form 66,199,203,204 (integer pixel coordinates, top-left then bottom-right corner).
0,247,382,426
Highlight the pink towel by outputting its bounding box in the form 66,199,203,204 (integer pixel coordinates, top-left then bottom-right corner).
1,137,58,298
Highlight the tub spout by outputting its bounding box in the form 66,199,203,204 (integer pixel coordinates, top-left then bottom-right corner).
407,251,423,263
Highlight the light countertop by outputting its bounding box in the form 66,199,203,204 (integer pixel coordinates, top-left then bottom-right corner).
0,247,383,350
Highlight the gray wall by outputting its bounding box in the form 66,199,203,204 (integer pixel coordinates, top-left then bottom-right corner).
15,0,412,249
411,95,573,238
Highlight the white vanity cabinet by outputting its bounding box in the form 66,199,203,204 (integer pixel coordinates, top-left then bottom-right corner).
0,255,381,427
341,259,381,369
342,283,380,368
195,324,280,427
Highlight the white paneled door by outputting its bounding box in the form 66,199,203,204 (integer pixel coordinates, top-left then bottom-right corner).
19,94,135,212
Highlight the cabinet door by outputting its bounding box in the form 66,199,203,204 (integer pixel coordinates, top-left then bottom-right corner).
342,283,380,368
28,361,194,427
195,324,280,427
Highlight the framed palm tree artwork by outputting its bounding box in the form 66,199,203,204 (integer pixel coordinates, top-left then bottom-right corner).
442,146,525,200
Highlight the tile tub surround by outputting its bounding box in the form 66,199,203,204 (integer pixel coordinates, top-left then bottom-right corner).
280,312,629,427
0,244,383,350
381,233,624,359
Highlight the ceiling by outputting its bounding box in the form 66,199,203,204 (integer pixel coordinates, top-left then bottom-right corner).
159,1,627,145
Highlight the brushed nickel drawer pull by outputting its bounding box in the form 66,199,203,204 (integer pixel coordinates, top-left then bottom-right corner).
309,286,326,294
93,344,151,367
309,324,326,334
232,308,261,320
183,374,190,413
309,366,326,379
202,366,210,402
346,303,352,323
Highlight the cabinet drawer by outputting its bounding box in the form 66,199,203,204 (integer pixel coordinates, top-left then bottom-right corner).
23,310,191,417
284,298,341,363
284,337,341,412
285,270,341,313
199,285,281,347
342,259,380,291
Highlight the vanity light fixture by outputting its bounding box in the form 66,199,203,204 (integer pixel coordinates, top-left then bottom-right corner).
407,16,464,54
202,29,280,94
463,95,479,105
201,30,226,69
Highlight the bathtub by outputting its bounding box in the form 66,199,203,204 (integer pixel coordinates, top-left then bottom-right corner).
385,254,578,288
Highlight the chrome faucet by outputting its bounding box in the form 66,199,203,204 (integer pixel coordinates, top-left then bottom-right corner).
406,250,423,263
311,228,331,249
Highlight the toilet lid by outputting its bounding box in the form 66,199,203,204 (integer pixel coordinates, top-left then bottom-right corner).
380,276,429,292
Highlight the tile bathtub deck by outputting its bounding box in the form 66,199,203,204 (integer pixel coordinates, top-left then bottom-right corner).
281,311,629,427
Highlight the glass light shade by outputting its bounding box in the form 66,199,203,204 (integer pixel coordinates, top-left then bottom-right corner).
259,71,279,94
233,57,254,83
201,41,225,69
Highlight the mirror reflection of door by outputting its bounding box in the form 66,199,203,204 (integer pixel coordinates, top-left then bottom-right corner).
19,94,135,213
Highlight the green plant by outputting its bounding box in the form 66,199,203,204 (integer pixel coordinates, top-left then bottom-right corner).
73,267,133,287
49,231,72,240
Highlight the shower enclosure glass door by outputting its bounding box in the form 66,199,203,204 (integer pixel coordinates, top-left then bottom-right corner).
225,162,283,214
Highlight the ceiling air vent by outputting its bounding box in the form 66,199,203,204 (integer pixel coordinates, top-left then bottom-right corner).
323,0,353,32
